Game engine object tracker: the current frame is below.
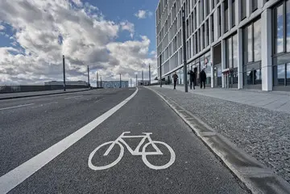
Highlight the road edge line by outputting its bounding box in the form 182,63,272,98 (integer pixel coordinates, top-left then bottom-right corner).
0,87,138,194
147,86,290,194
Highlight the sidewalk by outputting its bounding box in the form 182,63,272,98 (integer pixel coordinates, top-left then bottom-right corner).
150,85,290,184
162,85,290,114
0,88,89,100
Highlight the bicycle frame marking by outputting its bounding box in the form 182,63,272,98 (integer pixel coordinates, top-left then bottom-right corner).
88,132,176,170
104,132,163,156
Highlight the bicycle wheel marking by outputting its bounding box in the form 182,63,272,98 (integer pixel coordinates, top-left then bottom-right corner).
88,132,176,170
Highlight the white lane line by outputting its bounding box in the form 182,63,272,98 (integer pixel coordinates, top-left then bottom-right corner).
0,87,138,194
0,103,35,111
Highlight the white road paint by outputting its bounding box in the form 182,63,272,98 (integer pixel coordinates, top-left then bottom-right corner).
0,88,138,194
88,131,176,170
0,103,35,111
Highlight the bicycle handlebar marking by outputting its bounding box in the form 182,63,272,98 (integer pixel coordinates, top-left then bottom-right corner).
88,132,176,170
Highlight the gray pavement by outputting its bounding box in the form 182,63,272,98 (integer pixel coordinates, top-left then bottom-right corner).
0,87,248,193
0,88,134,177
0,88,89,100
151,85,290,184
163,85,290,114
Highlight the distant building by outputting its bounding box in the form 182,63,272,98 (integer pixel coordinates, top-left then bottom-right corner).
44,81,88,86
138,80,150,86
102,81,129,88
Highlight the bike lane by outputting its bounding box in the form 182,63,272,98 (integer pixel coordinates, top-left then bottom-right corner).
9,87,249,194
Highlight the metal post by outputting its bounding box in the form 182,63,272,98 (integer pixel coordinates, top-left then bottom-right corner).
142,70,144,85
62,55,66,91
159,52,162,87
119,74,121,88
136,74,137,87
149,64,151,85
100,76,102,88
96,72,99,88
87,65,90,88
182,7,188,92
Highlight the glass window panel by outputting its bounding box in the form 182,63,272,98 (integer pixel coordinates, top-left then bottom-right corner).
233,34,238,68
278,64,286,85
247,25,253,62
232,0,236,27
254,19,261,61
241,0,247,19
287,0,290,52
255,69,262,85
226,37,232,68
287,63,290,85
276,4,284,53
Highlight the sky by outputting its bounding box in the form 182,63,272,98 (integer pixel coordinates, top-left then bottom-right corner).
0,0,158,85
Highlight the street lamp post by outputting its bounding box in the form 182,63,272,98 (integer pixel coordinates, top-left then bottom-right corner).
135,72,138,87
62,55,66,91
119,73,121,88
142,70,144,85
87,65,90,88
182,7,188,92
159,52,162,87
149,64,151,86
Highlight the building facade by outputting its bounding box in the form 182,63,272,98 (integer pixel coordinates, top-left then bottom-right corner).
156,0,290,91
101,81,129,88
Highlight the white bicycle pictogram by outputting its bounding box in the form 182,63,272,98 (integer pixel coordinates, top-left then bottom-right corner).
88,132,176,170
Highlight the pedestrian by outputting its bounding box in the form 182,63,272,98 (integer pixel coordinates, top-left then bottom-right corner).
199,69,206,89
188,70,196,90
172,72,178,89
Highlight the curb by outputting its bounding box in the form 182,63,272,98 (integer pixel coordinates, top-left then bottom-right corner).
0,89,90,101
147,87,290,194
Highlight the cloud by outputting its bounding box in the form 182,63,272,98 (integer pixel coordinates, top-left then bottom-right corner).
0,0,156,85
120,21,135,38
135,10,153,19
0,25,4,30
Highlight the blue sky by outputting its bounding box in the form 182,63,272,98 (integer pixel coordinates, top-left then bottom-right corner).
89,0,157,51
0,0,158,85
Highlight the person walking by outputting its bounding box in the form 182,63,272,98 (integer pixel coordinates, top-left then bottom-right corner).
172,72,178,89
188,70,196,90
200,69,207,89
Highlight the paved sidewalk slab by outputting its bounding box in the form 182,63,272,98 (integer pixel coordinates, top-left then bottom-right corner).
161,85,290,114
150,86,290,184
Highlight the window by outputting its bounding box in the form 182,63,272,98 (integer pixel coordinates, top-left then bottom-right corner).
275,4,284,53
218,6,221,37
247,24,253,62
211,15,214,43
252,0,258,12
233,34,238,68
224,1,228,32
206,20,209,46
226,34,237,68
253,20,261,61
287,0,290,52
232,0,236,27
241,0,247,20
226,37,232,68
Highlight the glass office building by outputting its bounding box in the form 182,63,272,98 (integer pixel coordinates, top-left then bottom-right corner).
156,0,290,91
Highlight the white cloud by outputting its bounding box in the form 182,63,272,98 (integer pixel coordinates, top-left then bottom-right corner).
0,0,156,85
135,10,153,19
0,25,4,30
120,21,134,38
71,0,83,7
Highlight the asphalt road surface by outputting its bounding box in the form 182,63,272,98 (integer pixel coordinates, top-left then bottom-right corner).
0,87,249,194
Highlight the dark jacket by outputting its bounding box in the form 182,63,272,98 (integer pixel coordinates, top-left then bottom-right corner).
172,74,178,81
188,70,195,82
200,70,206,82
